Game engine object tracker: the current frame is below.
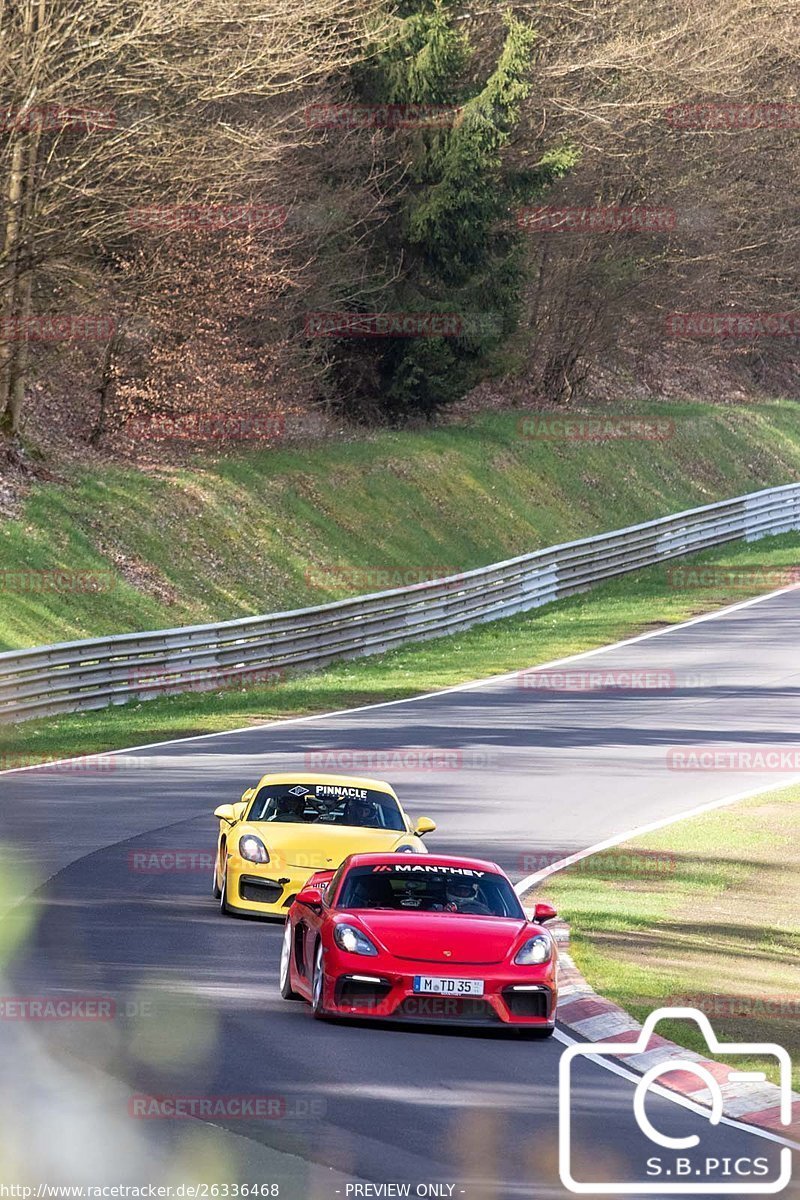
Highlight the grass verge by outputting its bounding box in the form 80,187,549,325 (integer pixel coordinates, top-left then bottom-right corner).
1,399,800,651
541,785,800,1091
2,530,799,769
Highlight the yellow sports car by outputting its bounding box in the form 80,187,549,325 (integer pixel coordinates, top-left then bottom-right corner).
212,772,436,917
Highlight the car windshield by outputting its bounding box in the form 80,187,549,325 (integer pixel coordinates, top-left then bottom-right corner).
247,783,406,832
337,864,524,918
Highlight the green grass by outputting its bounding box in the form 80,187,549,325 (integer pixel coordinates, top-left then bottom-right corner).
3,529,799,769
540,786,800,1090
1,398,800,651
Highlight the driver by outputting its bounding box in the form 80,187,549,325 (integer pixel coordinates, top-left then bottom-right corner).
446,878,492,915
276,793,309,822
344,796,380,827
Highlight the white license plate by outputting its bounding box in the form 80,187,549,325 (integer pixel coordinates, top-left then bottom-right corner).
412,976,484,996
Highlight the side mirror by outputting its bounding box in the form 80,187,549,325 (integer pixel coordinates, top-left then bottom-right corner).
295,885,323,912
414,816,437,837
532,901,557,924
214,804,238,824
240,787,256,806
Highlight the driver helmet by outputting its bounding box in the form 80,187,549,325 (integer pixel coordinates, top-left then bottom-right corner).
449,878,481,901
346,797,375,824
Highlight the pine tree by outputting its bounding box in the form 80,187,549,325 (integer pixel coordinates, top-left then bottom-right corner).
327,2,578,421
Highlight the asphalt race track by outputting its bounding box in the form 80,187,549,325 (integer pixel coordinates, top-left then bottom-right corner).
2,587,799,1198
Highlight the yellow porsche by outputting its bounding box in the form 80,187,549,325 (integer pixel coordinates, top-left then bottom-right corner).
212,772,436,918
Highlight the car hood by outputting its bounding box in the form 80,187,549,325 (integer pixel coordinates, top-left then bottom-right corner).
241,822,407,870
349,912,529,965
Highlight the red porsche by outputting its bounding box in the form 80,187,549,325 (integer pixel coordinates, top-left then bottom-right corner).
278,852,559,1033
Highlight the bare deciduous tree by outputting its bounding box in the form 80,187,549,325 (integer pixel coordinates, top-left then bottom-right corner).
0,0,393,444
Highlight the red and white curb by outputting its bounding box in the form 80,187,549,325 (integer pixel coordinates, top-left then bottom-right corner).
547,917,800,1145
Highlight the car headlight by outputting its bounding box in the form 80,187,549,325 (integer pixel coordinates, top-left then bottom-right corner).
514,935,552,965
238,834,270,864
334,924,379,956
396,845,416,853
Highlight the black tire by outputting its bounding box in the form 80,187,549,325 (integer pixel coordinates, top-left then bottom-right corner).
219,868,232,914
212,846,222,899
279,921,302,1000
310,942,327,1019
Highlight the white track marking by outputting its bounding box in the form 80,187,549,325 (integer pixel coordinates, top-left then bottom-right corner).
2,579,798,775
514,778,800,896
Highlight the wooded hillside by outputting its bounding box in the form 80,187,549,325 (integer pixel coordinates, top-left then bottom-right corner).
1,0,797,461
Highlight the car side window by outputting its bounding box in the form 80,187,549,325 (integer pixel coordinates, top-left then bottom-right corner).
326,863,346,906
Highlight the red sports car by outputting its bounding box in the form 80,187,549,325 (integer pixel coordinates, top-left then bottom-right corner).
278,852,559,1032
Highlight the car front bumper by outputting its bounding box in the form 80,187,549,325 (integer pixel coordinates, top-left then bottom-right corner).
224,857,316,916
320,955,557,1026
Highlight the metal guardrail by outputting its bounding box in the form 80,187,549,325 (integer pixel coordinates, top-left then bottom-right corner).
2,482,799,723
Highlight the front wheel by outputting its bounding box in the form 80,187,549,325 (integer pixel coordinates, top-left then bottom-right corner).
311,942,327,1019
279,921,301,1000
212,847,222,899
219,868,233,914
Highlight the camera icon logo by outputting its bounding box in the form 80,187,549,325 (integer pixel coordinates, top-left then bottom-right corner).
559,1006,793,1194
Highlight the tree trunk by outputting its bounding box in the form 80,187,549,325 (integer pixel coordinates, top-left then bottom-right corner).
89,328,123,447
0,135,26,434
4,96,44,438
0,0,41,438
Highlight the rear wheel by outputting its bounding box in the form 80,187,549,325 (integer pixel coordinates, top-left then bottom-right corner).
311,942,327,1019
279,921,302,1000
